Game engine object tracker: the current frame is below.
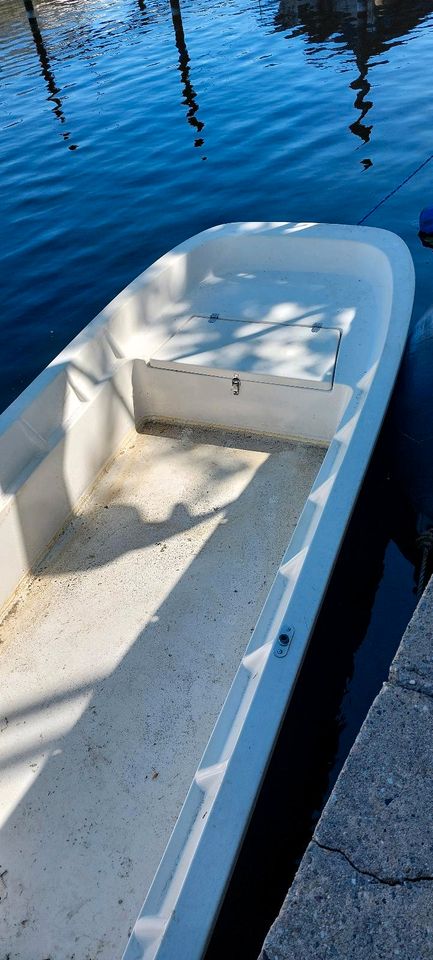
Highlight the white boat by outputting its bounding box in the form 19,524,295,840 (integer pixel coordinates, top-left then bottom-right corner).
0,222,414,960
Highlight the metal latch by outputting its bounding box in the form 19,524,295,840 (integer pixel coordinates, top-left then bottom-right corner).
274,627,294,658
232,374,241,396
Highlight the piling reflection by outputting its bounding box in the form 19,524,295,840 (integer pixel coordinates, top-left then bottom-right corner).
169,0,205,149
22,0,77,149
274,0,433,151
4,0,433,162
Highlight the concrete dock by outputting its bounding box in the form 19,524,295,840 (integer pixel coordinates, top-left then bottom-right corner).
260,577,433,960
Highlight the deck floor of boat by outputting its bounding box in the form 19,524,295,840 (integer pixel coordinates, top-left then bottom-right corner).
0,421,324,960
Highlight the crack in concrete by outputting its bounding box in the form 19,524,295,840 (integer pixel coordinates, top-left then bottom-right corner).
313,839,433,887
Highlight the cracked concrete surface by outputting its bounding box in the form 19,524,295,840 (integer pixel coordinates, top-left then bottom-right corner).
260,844,433,960
259,577,433,960
313,839,433,887
314,682,433,882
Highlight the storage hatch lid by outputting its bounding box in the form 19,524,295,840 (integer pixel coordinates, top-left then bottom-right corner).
149,314,340,391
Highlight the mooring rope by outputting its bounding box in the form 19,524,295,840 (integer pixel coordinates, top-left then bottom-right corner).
358,151,433,225
358,157,433,600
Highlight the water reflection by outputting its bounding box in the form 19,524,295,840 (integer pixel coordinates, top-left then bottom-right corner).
135,0,154,29
169,0,205,150
22,0,77,149
274,0,433,152
5,0,433,163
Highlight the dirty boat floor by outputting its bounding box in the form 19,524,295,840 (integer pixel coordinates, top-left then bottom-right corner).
0,422,324,960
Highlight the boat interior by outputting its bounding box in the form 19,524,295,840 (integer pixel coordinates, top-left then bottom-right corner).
0,420,325,956
0,223,414,960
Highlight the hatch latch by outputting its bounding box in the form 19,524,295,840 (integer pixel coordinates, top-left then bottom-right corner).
231,374,241,396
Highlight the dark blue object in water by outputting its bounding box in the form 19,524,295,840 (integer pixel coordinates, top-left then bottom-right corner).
419,206,433,248
393,307,433,529
420,206,433,234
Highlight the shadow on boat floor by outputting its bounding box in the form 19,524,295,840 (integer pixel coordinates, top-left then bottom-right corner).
204,420,418,960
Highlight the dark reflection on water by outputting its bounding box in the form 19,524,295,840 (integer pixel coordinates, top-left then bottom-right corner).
274,0,433,148
169,0,205,149
23,0,67,137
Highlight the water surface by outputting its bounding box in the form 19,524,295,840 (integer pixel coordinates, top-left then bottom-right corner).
1,0,433,410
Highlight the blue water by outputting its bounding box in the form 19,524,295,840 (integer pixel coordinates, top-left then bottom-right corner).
1,2,432,954
2,0,433,412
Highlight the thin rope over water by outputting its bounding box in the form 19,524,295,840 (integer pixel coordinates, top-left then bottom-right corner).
358,151,433,225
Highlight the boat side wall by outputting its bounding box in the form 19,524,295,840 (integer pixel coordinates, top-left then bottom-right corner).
0,363,134,612
0,230,224,612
